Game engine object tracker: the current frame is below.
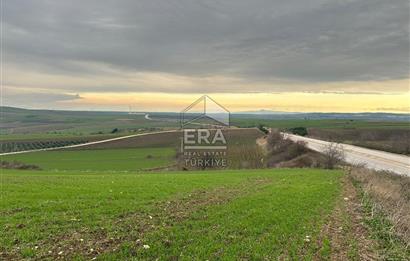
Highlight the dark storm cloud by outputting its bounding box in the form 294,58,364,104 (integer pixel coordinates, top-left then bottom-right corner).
3,0,409,93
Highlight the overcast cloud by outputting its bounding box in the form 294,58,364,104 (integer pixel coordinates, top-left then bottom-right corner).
3,0,410,104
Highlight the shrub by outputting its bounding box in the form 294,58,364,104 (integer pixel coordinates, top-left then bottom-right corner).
288,127,308,136
265,131,314,167
257,124,269,134
323,142,345,169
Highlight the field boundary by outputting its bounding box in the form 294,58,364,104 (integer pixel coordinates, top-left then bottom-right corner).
0,130,180,156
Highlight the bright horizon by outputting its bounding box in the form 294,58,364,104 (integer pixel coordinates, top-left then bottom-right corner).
5,88,410,113
5,90,410,115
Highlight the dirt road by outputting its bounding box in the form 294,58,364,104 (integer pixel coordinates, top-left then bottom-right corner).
283,133,410,176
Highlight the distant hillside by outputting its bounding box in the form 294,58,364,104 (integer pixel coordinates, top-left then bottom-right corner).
233,112,410,122
0,106,176,136
1,106,409,137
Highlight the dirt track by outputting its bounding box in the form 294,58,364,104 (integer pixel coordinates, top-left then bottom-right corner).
284,133,410,176
0,130,180,156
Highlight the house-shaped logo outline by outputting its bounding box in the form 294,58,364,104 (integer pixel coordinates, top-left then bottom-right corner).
180,95,230,128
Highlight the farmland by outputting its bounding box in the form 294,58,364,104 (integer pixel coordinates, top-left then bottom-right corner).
0,139,90,154
0,106,178,138
2,106,408,157
1,107,409,259
2,0,410,259
1,147,175,171
1,168,342,260
0,128,265,172
2,107,409,139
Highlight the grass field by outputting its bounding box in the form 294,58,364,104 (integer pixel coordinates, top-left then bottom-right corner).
1,168,342,260
1,148,175,171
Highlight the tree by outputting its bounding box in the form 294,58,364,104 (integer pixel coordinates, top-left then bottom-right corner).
288,127,308,136
323,142,345,169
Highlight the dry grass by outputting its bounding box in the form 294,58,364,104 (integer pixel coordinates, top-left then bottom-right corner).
264,131,328,168
275,152,325,168
266,131,307,165
349,167,410,244
227,145,265,169
309,128,410,155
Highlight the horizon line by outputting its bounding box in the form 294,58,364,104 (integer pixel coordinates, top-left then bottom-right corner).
1,105,410,115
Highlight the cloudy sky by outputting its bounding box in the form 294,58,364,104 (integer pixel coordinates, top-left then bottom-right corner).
2,0,409,112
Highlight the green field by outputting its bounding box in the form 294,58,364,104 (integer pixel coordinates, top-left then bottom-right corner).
0,106,178,137
2,107,407,259
1,148,175,171
2,106,408,141
1,169,342,260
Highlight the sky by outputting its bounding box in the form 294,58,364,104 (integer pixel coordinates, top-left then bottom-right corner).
2,0,410,113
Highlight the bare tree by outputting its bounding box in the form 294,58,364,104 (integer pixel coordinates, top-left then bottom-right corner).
323,142,345,169
266,131,283,148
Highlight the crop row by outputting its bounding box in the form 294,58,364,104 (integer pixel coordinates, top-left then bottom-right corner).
0,140,89,153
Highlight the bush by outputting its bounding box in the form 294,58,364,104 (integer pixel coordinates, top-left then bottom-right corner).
288,127,308,136
257,124,269,134
265,131,312,167
323,142,345,169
